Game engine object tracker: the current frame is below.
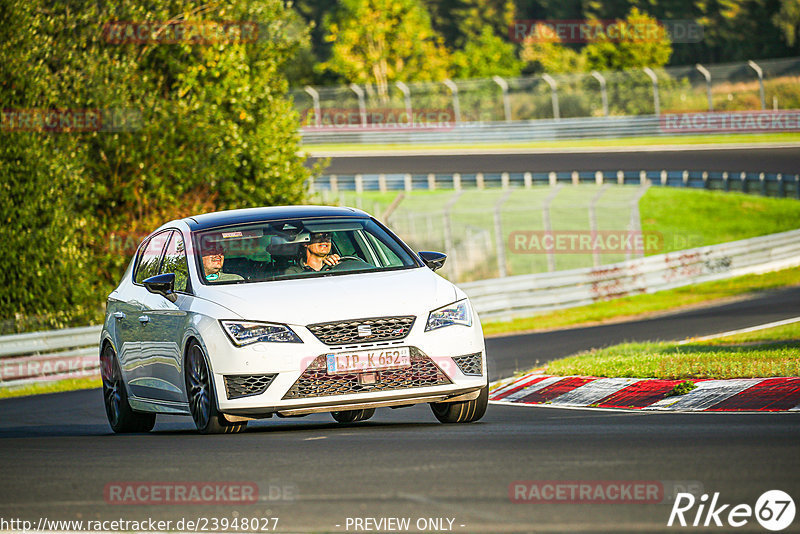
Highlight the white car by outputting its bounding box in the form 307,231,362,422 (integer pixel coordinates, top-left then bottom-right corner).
100,206,488,434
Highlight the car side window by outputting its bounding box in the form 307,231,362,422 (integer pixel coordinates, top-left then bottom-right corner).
160,231,189,292
134,232,170,284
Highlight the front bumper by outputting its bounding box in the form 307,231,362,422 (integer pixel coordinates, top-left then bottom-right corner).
201,316,487,415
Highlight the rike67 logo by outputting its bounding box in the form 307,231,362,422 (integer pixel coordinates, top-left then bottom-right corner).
668,490,795,531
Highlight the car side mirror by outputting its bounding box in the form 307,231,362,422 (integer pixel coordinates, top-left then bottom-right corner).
143,273,178,303
419,251,446,271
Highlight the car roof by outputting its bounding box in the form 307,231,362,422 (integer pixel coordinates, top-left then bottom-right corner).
184,206,370,232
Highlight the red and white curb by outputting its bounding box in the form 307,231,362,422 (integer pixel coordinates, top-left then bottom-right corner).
490,374,800,412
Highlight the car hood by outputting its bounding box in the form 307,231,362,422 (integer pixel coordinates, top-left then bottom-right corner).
195,267,458,325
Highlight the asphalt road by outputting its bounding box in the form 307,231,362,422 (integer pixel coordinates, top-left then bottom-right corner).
307,146,800,175
1,288,799,533
486,285,800,380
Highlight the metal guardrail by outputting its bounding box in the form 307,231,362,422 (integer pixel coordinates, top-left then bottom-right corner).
301,116,670,144
0,325,101,387
311,169,800,199
460,228,800,320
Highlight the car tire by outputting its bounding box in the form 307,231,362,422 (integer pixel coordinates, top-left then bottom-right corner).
331,408,376,423
101,344,156,433
430,385,488,424
185,340,247,434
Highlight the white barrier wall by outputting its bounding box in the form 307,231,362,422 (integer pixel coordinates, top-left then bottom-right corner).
460,229,800,320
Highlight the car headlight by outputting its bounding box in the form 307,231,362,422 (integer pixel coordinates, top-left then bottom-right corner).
220,320,303,346
425,299,472,332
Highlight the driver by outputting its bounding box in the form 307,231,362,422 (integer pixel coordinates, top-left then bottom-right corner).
285,232,341,274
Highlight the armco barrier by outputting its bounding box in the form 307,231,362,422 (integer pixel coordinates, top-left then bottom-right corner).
0,325,101,387
460,228,800,320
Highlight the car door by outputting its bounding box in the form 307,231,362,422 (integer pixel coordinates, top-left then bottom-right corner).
120,231,171,400
133,230,191,403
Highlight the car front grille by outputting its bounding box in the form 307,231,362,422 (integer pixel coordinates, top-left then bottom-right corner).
452,353,483,376
307,316,415,346
224,374,277,400
282,347,451,399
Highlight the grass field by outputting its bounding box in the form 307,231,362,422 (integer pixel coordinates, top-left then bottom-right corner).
543,321,800,379
0,376,101,400
303,133,800,154
331,185,800,282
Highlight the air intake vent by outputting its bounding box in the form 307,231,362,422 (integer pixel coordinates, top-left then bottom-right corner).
224,374,277,399
283,347,450,399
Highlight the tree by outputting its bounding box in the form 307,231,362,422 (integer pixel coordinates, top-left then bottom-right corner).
320,0,451,99
452,26,523,78
0,0,315,331
582,9,673,71
520,23,586,74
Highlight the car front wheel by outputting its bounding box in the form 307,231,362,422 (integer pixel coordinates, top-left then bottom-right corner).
430,385,488,424
101,344,156,433
185,341,247,434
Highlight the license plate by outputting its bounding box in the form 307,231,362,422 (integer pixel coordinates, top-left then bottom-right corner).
326,347,411,375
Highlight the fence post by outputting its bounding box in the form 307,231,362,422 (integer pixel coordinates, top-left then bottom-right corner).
589,185,609,267
643,67,660,116
453,172,462,191
404,173,412,192
304,86,321,127
443,191,464,282
639,170,647,185
443,79,461,124
378,174,387,193
747,60,766,110
355,174,363,194
493,76,512,122
548,171,557,186
618,170,625,185
660,170,667,186
596,171,604,185
476,172,485,189
723,171,729,192
628,183,651,260
494,190,513,277
760,172,767,196
571,171,579,185
682,170,689,187
696,64,713,111
702,171,709,189
524,172,532,188
501,172,510,189
741,172,748,194
591,71,609,117
349,83,367,127
542,185,563,272
395,81,413,126
542,74,560,120
330,174,338,194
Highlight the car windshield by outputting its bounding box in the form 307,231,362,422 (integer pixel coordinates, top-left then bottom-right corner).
192,217,420,284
